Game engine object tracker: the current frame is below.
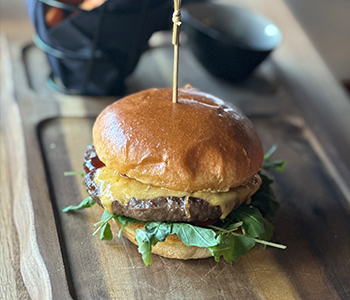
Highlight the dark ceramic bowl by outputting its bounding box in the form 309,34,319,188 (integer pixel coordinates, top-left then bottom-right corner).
182,2,282,81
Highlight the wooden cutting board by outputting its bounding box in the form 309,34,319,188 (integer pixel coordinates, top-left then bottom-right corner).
2,0,350,299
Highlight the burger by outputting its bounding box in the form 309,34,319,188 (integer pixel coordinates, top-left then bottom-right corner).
64,86,285,265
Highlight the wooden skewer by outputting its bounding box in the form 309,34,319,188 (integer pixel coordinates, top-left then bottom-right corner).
172,0,181,103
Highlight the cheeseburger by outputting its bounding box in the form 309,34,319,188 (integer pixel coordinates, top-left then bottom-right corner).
65,86,285,265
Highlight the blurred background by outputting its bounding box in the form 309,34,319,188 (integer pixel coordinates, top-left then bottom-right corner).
1,0,349,88
283,0,350,89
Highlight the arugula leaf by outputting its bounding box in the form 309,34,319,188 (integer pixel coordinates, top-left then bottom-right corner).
223,221,243,232
209,222,243,233
134,222,218,265
114,215,139,238
251,237,286,249
114,215,139,226
209,234,256,263
251,174,280,217
64,171,85,177
264,144,278,160
172,223,218,247
93,210,114,240
230,205,274,241
146,222,172,242
135,229,154,266
263,145,287,172
135,222,172,266
61,196,96,213
263,160,287,172
99,210,114,222
99,222,113,240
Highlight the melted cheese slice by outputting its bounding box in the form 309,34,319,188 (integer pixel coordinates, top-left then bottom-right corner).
94,167,261,219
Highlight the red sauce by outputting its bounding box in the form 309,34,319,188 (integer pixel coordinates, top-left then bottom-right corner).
84,155,105,173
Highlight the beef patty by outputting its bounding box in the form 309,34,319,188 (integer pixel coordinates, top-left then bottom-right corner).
83,145,222,223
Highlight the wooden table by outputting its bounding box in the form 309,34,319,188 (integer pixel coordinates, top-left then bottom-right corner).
1,0,350,299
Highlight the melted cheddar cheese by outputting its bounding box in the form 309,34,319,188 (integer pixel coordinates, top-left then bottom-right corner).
94,167,261,219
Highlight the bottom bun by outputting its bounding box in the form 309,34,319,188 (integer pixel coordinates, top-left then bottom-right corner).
115,221,212,260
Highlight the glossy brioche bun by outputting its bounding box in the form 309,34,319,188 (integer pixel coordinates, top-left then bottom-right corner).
116,221,212,260
93,86,263,192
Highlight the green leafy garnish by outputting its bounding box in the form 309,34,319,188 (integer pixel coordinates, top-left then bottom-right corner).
263,145,287,172
64,171,85,177
61,196,96,213
133,222,220,265
209,234,256,263
129,221,221,265
134,229,155,266
263,144,278,160
263,160,287,172
135,222,172,266
251,174,280,217
99,222,113,240
172,223,218,247
230,205,274,240
114,215,139,237
93,210,114,240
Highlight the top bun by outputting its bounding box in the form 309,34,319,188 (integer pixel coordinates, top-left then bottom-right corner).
93,87,263,192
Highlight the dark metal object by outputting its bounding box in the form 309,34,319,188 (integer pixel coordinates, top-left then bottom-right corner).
26,0,173,95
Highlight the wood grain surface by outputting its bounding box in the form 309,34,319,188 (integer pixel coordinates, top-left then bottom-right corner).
1,0,350,299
